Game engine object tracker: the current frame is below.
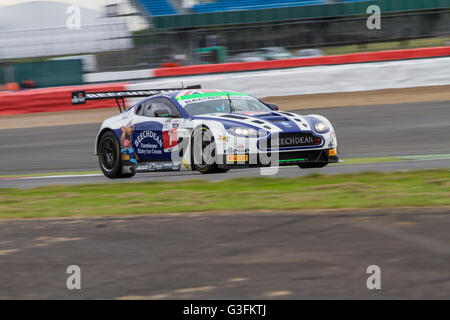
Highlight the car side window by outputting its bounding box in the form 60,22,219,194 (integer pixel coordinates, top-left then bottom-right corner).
142,98,182,118
142,100,154,117
135,104,143,115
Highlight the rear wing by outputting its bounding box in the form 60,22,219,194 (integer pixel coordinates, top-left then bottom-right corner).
71,84,201,112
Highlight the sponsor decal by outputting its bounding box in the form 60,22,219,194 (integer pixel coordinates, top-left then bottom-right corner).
135,130,163,156
71,91,86,105
272,136,316,148
138,162,181,171
329,149,337,156
135,130,163,149
162,119,180,131
136,163,149,171
176,89,221,97
86,90,175,99
176,91,252,106
328,138,334,148
218,135,229,143
133,122,181,160
178,96,222,105
120,125,139,165
227,155,248,162
163,128,178,150
226,145,249,154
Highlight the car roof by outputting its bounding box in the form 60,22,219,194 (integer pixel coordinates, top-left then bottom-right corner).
161,89,248,98
130,89,251,109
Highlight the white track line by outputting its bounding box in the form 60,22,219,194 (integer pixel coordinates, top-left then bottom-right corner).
0,174,103,181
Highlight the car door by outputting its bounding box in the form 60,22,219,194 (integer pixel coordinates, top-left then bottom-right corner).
131,97,183,163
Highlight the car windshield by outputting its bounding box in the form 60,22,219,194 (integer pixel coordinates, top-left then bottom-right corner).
183,97,272,116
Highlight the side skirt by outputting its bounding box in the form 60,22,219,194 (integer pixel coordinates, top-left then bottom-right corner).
134,161,183,173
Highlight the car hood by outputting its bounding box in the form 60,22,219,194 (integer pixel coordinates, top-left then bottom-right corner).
193,111,317,134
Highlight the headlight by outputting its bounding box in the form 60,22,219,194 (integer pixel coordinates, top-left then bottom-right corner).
314,122,329,133
227,127,259,137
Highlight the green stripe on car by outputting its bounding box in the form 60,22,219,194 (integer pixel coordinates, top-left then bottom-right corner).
177,92,251,100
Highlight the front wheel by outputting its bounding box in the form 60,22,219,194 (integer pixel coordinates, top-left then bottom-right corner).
98,131,136,179
192,126,229,174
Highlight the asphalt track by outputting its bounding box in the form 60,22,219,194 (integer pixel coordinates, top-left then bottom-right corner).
1,208,450,299
1,100,450,299
0,100,449,188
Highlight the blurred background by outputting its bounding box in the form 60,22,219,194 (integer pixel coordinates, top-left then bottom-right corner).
1,1,450,300
0,0,449,89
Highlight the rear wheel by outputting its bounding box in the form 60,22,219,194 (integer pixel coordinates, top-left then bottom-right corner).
98,131,136,179
192,126,229,174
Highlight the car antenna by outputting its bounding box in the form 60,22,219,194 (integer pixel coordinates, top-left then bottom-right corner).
227,92,235,113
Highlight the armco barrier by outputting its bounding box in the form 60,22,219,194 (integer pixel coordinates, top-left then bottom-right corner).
129,57,450,98
0,83,126,116
153,47,450,78
84,47,450,83
2,47,450,116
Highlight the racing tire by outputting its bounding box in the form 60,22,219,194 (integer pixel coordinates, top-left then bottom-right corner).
298,162,328,169
192,126,230,174
98,131,136,179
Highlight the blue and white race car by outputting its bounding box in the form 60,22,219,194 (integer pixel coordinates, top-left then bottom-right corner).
72,86,339,179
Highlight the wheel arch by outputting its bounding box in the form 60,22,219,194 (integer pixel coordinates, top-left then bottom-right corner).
95,128,116,155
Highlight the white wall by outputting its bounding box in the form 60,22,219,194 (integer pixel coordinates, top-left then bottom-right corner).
125,57,450,99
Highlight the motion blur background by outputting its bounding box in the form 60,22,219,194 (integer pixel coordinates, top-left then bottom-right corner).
1,1,450,300
0,0,449,88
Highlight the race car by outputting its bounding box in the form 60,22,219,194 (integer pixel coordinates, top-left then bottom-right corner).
72,86,339,179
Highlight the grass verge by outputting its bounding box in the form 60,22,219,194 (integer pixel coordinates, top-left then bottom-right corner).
0,169,449,219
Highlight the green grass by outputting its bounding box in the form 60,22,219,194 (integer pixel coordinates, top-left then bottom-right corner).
0,169,449,219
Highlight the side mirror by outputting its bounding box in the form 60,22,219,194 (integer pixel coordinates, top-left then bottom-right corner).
266,103,279,111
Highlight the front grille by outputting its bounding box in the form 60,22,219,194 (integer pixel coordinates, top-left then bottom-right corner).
260,132,322,149
278,150,325,162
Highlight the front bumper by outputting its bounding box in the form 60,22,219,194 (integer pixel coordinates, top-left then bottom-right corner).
218,148,339,169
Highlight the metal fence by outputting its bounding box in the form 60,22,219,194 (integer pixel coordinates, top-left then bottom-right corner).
0,9,449,74
0,22,132,61
96,9,450,72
